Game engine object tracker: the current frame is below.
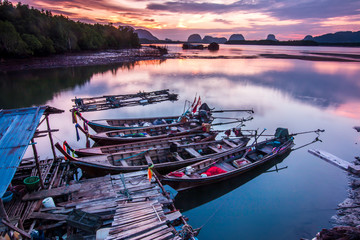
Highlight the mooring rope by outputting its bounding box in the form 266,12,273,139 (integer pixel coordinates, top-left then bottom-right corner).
113,147,153,162
119,173,132,201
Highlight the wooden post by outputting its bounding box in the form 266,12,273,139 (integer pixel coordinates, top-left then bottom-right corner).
45,115,57,162
0,198,9,222
1,219,31,239
31,139,45,189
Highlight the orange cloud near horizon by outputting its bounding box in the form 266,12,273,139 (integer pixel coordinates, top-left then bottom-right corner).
16,0,360,41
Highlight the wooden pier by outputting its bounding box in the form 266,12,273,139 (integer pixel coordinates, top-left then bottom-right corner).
3,166,193,239
308,149,360,175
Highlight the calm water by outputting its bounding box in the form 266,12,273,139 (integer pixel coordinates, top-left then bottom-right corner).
1,44,360,239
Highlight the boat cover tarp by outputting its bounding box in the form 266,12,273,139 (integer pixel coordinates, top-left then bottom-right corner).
0,107,46,197
275,128,290,139
202,166,227,176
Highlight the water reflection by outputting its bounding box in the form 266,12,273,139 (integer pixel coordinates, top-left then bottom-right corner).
144,59,360,111
175,151,291,212
3,45,358,240
0,62,139,109
2,48,360,117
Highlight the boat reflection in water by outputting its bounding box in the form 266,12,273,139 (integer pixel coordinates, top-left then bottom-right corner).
173,151,291,212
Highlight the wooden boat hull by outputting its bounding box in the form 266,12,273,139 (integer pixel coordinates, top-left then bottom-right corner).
90,124,205,146
85,115,180,133
55,137,250,177
174,151,290,212
74,132,218,157
161,137,294,191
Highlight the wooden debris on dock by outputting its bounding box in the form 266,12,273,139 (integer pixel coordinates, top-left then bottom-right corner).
72,89,178,112
107,201,169,239
3,169,194,239
308,149,360,175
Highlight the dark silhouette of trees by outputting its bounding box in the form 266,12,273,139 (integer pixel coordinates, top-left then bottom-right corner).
0,1,140,58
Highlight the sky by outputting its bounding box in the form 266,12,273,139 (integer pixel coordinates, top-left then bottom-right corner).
18,0,360,41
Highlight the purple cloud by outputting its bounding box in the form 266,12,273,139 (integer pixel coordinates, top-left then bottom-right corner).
147,1,262,14
214,18,232,25
267,0,360,20
147,0,360,21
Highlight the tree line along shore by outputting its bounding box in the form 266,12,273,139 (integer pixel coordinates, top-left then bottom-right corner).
0,1,140,58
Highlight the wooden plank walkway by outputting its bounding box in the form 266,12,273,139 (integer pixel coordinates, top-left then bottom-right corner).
22,170,183,239
106,171,179,239
308,149,360,175
4,166,192,239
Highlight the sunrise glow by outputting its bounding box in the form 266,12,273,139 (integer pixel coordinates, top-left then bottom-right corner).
13,0,360,40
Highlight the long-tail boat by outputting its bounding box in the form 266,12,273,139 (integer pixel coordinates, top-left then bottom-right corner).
71,102,215,133
74,112,182,133
71,132,218,157
55,136,251,177
71,89,178,112
159,128,294,191
79,122,208,146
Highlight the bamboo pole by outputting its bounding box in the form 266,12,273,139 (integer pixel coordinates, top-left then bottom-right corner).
45,115,58,163
0,198,9,222
31,139,45,189
1,219,31,239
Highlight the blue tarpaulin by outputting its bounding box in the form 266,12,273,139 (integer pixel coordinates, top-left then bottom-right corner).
0,106,62,198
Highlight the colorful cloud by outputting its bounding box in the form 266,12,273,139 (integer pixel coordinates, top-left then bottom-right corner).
17,0,360,41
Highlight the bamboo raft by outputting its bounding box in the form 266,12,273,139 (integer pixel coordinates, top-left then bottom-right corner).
72,89,178,112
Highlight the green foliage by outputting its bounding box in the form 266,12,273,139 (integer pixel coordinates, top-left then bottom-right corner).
0,20,30,56
21,34,42,54
0,1,140,58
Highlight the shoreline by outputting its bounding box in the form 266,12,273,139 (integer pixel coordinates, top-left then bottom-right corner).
332,158,360,227
1,47,360,73
0,48,166,73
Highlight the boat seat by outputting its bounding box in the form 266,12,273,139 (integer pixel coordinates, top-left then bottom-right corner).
208,146,222,153
172,153,184,161
216,162,236,171
170,141,181,146
223,139,237,148
247,153,262,162
144,153,154,165
120,160,129,167
185,148,201,157
257,146,274,154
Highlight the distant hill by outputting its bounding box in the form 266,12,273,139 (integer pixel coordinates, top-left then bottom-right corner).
203,36,227,44
135,29,159,42
186,34,227,43
266,34,278,41
188,34,202,42
229,34,245,41
303,35,314,41
312,31,360,43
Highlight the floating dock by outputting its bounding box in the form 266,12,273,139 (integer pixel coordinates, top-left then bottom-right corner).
72,89,178,112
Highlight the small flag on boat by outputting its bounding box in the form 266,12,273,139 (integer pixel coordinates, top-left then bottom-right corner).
63,143,68,160
191,95,197,108
192,96,201,113
148,164,154,182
